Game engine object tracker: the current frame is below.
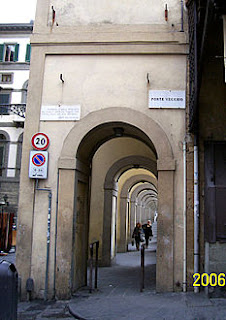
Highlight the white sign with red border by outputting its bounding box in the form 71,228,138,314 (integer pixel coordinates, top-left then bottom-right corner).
31,132,50,150
29,151,48,179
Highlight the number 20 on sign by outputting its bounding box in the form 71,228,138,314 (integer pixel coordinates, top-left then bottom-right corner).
31,132,50,151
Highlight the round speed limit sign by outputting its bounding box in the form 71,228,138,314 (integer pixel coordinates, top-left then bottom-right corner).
31,132,50,151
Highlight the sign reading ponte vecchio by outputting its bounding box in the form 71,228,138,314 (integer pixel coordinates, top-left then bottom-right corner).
149,90,186,109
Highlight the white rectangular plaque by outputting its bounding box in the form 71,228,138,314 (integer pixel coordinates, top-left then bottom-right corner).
40,105,81,121
149,90,186,109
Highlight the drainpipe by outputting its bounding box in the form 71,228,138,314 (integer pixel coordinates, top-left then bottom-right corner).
35,180,52,300
183,140,187,292
194,135,199,293
53,169,59,298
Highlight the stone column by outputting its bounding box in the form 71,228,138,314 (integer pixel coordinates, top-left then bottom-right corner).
118,195,129,253
55,169,75,299
156,160,175,292
102,187,118,266
130,199,136,235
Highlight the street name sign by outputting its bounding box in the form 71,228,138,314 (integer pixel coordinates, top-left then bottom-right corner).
149,90,186,109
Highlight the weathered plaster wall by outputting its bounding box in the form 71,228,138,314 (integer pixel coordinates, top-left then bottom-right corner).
16,0,188,299
47,0,182,27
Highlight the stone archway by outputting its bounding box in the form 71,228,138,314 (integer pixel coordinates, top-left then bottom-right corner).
56,107,175,297
123,177,157,243
117,176,157,253
103,156,157,264
137,190,157,222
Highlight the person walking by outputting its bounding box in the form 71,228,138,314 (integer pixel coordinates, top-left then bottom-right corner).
142,220,152,248
132,222,142,251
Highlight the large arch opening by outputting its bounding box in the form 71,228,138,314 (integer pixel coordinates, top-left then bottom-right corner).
56,108,175,298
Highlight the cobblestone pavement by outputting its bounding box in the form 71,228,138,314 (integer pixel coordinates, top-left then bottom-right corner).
18,300,74,320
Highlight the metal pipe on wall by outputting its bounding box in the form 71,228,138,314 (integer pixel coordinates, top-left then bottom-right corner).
183,140,187,292
35,180,52,300
194,135,199,293
53,169,59,298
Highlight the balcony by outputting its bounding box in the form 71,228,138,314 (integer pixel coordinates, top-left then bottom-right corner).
0,103,26,118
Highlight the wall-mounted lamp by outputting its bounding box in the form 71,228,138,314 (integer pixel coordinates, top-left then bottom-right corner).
165,4,168,21
113,127,124,137
60,74,64,83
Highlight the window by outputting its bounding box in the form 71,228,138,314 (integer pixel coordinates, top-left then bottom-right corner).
0,92,10,115
16,133,23,177
22,80,28,104
0,44,19,62
0,73,13,84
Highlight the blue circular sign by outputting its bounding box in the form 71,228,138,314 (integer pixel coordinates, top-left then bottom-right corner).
32,153,46,166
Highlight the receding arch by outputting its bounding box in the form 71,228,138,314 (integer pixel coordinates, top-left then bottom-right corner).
121,176,157,198
130,182,158,233
104,156,157,190
103,157,158,262
118,176,158,252
139,190,157,203
59,107,174,167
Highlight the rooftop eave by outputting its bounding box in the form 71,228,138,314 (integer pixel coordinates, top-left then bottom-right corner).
0,23,33,34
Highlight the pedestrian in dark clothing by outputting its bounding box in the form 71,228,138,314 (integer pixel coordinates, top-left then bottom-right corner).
132,222,142,251
142,220,152,248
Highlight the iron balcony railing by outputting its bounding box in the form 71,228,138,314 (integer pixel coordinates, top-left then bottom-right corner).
0,104,26,118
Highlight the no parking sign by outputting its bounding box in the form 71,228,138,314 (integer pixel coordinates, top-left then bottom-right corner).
29,151,48,179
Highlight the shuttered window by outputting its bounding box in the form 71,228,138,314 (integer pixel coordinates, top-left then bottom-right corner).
0,93,10,115
0,44,19,62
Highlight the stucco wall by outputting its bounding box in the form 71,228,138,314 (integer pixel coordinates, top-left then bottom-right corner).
16,0,189,299
46,0,182,27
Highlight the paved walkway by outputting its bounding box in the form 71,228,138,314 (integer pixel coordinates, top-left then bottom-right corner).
68,243,226,320
1,242,226,319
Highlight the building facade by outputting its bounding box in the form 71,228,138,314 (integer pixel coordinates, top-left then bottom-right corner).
0,22,33,219
17,0,190,300
186,0,226,296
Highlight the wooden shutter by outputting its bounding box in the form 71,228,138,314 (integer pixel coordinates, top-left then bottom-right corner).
25,44,31,62
0,44,4,61
13,44,19,62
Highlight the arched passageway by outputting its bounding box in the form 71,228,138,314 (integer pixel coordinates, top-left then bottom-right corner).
55,107,175,298
102,157,157,265
117,175,157,253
